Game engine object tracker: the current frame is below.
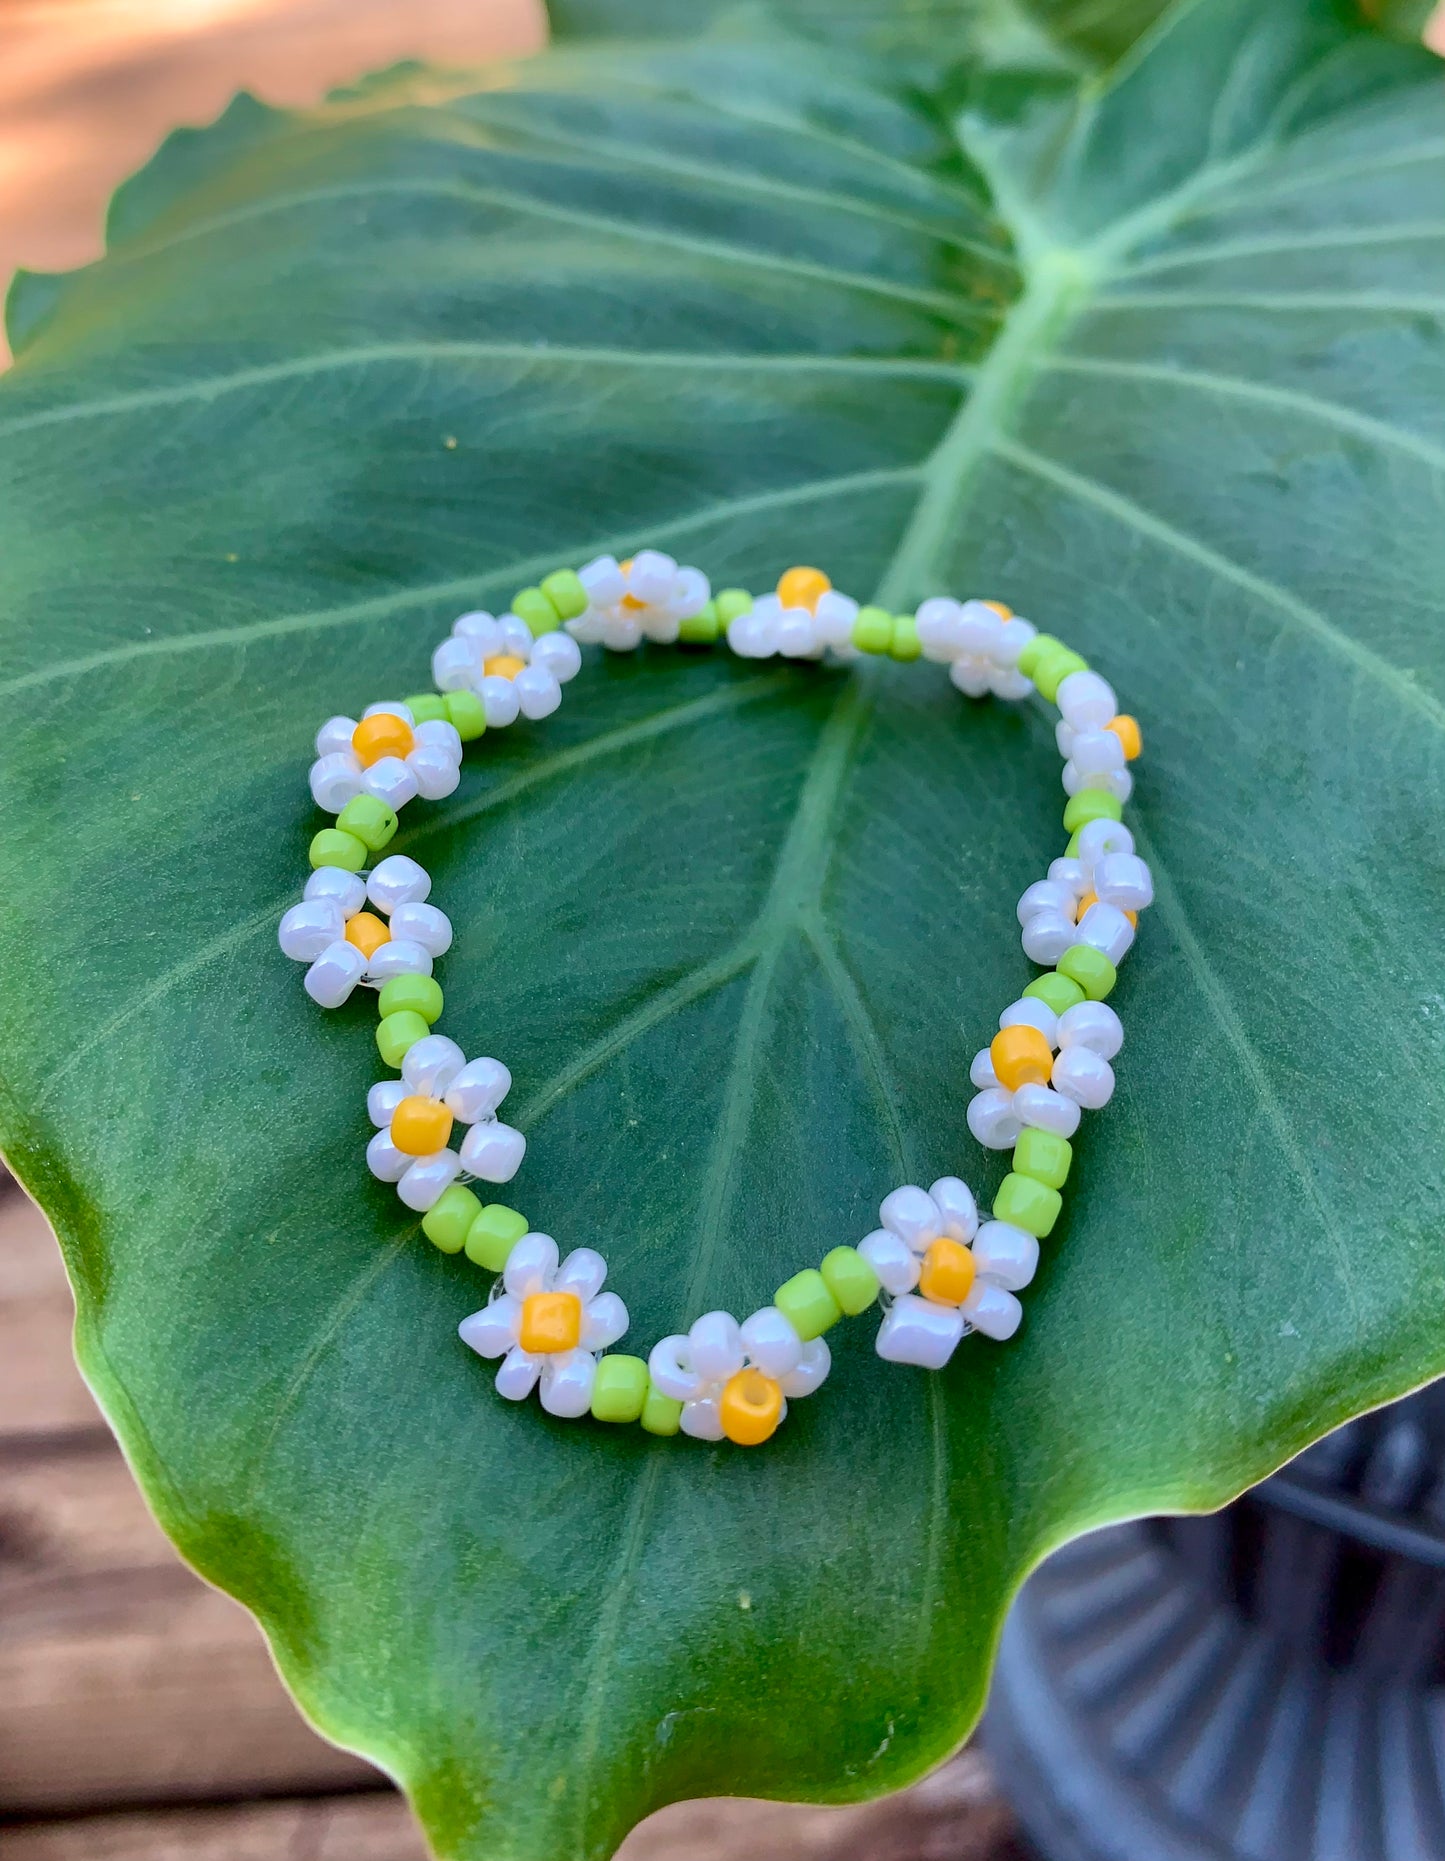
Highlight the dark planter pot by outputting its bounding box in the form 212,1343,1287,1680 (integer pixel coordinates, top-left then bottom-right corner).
985,1383,1445,1861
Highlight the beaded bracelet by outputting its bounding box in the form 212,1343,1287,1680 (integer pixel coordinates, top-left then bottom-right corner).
279,555,1151,1447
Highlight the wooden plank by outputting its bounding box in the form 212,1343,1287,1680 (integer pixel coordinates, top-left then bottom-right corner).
1,1754,1021,1860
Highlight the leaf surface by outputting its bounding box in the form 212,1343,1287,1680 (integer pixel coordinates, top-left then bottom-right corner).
2,5,1444,1858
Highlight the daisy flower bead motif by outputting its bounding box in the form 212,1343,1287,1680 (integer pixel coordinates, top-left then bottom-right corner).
725,564,860,660
310,702,464,814
566,550,711,650
647,1308,832,1445
366,1034,523,1211
430,609,582,728
278,855,453,1009
869,1178,1023,1369
457,1233,629,1417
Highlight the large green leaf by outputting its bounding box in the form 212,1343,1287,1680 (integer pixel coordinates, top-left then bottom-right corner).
3,1,1444,1855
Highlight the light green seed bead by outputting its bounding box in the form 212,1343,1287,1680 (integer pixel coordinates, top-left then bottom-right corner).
336,793,398,853
1057,943,1117,1000
376,1010,431,1067
512,587,560,637
377,974,443,1025
820,1245,880,1316
404,692,449,724
774,1268,842,1341
422,1184,482,1254
591,1355,650,1423
1035,648,1088,703
852,606,893,654
994,1171,1063,1238
1014,1127,1073,1191
309,827,367,872
1063,788,1124,833
443,690,486,741
464,1203,529,1271
890,614,922,662
678,600,720,644
1024,972,1086,1014
715,588,753,624
1016,634,1064,681
640,1381,684,1436
540,569,588,621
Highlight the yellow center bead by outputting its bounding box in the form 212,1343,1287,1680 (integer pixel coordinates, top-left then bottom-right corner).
351,712,415,768
991,1024,1054,1091
719,1367,784,1446
1105,714,1143,760
919,1237,976,1307
519,1291,583,1355
776,566,831,613
618,558,647,610
344,911,391,959
390,1095,454,1156
983,599,1013,618
483,654,528,680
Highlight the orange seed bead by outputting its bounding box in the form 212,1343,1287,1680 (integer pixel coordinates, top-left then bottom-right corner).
519,1291,582,1355
483,654,528,680
344,911,391,959
777,566,831,613
991,1024,1054,1091
390,1095,454,1156
351,712,415,768
1105,714,1142,760
919,1237,977,1307
719,1367,784,1445
983,600,1012,618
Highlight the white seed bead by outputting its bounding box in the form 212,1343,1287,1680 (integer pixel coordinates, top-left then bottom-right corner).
1012,1082,1081,1139
305,866,366,916
366,939,433,982
530,629,582,683
554,1247,608,1302
971,1221,1039,1292
740,1306,804,1378
876,1294,965,1368
1047,856,1087,898
1017,879,1075,926
879,1185,943,1251
1000,997,1058,1046
364,702,413,724
278,897,344,962
857,1228,920,1296
1075,817,1135,873
1057,670,1117,730
967,1087,1022,1150
1056,1001,1123,1060
367,1079,407,1128
680,1396,725,1440
513,664,562,720
367,855,430,913
581,1294,629,1352
401,1034,466,1097
540,1350,597,1418
398,1149,462,1211
628,549,676,604
389,900,453,957
415,718,463,761
362,755,418,810
578,554,625,605
366,1128,410,1182
495,1348,542,1402
1094,851,1153,912
673,565,710,618
777,608,817,657
779,1336,830,1398
1022,909,1076,965
989,666,1034,702
459,1120,526,1182
408,746,462,801
1051,1045,1115,1109
728,607,779,658
309,752,363,814
504,1233,559,1297
1056,719,1076,759
961,1278,1023,1341
432,638,479,691
457,1298,514,1359
1069,729,1126,778
454,610,504,655
994,615,1037,667
914,596,962,661
1074,902,1135,965
1100,766,1134,804
929,1176,979,1244
315,715,358,758
649,1335,700,1401
444,1057,511,1122
304,939,365,1008
956,600,1004,655
688,1311,745,1383
969,1047,999,1090
949,656,991,698
497,614,534,659
813,590,857,646
479,675,522,727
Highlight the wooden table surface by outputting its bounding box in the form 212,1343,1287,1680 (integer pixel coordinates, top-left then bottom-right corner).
0,4,1035,1853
